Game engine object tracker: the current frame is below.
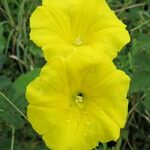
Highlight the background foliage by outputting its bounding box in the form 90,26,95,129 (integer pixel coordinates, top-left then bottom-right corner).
0,0,150,149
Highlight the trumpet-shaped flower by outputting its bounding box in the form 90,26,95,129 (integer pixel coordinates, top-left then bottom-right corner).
26,48,130,150
30,0,130,60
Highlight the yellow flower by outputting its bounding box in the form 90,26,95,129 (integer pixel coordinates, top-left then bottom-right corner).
30,0,130,60
26,48,130,150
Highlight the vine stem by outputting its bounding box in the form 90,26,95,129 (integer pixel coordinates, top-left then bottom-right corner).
131,20,150,32
0,91,28,121
115,3,146,13
10,126,15,150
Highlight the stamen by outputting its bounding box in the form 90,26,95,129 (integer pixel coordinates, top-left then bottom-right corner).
74,36,82,46
75,95,83,103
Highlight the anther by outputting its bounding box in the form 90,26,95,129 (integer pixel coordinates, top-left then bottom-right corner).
75,95,83,103
74,36,82,46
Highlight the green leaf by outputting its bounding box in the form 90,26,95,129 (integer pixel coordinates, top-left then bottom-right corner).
0,84,26,128
14,68,41,94
130,34,150,110
0,75,11,90
142,90,150,110
0,35,6,53
0,69,40,128
0,54,5,69
0,24,4,35
131,34,150,72
29,42,43,57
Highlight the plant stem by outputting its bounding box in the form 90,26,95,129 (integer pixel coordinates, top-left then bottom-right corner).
131,20,150,32
115,3,146,13
0,91,28,121
103,143,108,150
1,0,14,26
10,126,15,150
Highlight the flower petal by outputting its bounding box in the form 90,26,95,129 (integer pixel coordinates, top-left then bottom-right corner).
68,49,130,128
30,0,130,59
86,101,121,142
26,57,70,134
90,27,130,59
42,109,100,150
27,104,66,135
66,46,111,71
41,102,120,150
43,42,73,61
26,49,130,150
30,4,71,47
81,68,130,127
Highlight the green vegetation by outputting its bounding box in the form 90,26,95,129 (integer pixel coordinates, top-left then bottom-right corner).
0,0,150,149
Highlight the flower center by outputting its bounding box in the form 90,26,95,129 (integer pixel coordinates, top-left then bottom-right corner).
75,93,84,104
74,36,83,46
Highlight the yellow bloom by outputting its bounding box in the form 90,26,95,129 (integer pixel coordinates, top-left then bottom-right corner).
26,48,130,150
30,0,130,60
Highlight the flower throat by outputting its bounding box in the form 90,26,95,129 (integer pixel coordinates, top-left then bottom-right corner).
75,93,84,104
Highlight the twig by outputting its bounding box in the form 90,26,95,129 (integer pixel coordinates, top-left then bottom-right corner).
10,126,15,150
9,54,28,70
115,138,122,150
130,20,150,32
126,140,134,150
0,7,7,18
135,109,150,124
0,109,4,112
145,110,150,118
1,0,15,26
0,91,28,121
115,3,146,13
128,102,139,117
102,143,107,150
